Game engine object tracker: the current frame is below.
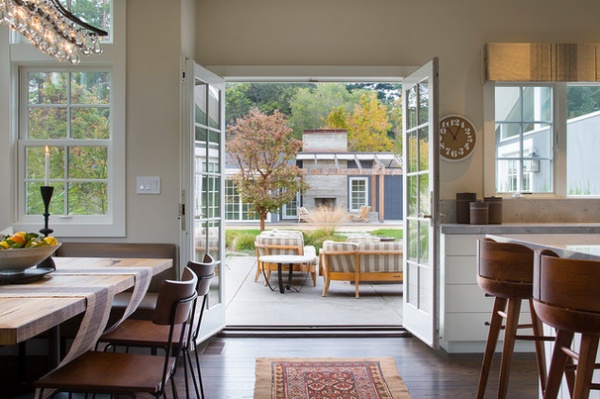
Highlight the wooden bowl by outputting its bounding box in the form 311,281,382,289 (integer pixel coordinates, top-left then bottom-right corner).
0,244,61,274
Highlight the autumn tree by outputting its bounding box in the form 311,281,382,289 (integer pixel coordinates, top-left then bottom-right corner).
227,108,309,230
326,92,394,152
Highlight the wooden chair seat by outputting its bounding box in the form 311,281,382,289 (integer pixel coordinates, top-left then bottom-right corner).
533,250,600,399
476,238,552,399
36,351,176,394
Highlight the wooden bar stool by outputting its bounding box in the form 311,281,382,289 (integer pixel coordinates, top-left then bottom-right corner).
476,238,552,399
533,249,600,399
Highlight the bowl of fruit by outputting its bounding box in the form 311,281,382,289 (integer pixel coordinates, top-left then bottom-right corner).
0,232,60,274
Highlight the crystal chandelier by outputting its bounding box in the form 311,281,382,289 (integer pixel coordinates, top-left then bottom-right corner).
0,0,108,64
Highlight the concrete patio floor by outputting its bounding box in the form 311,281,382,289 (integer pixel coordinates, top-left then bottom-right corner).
223,253,404,327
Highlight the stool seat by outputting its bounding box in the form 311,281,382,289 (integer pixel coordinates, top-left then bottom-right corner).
533,249,600,399
476,238,551,399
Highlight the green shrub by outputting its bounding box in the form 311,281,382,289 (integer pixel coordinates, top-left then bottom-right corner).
225,229,260,253
304,229,345,253
370,229,403,240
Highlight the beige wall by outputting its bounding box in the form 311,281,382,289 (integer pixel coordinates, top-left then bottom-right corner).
123,0,183,243
3,1,600,240
194,0,600,201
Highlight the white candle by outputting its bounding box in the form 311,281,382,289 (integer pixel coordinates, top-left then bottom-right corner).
44,146,50,186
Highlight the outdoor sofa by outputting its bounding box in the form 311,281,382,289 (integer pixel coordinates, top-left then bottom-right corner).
319,236,403,298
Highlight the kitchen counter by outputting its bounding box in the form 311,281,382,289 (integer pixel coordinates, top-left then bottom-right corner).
441,223,600,235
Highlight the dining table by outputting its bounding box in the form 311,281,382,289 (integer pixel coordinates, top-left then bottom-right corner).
0,256,173,369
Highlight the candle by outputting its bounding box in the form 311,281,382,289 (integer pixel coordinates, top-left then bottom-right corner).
44,146,50,186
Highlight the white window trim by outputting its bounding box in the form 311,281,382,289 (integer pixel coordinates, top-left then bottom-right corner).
6,0,126,237
349,176,368,212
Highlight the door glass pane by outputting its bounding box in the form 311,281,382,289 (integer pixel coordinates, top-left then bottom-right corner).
417,82,429,126
407,131,418,173
418,219,429,264
195,81,207,125
419,174,430,216
407,175,418,217
407,87,417,129
418,127,429,171
208,86,220,129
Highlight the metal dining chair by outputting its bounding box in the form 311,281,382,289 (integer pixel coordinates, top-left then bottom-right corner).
34,267,198,398
98,255,216,399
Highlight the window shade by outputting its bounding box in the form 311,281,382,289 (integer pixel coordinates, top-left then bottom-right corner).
484,43,600,82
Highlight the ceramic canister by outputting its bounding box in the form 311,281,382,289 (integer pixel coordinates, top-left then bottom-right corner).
456,192,477,224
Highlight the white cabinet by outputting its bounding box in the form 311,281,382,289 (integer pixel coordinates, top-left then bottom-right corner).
440,233,533,353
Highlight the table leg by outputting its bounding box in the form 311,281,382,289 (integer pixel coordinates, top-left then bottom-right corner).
287,264,293,290
277,263,284,293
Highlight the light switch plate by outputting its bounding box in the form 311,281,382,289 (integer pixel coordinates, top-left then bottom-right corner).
136,176,161,194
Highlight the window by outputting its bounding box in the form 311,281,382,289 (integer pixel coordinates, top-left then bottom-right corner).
349,177,368,211
8,0,126,237
20,69,110,217
224,179,260,221
494,85,553,194
491,83,600,197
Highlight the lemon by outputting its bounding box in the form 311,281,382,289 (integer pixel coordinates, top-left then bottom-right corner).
44,236,58,246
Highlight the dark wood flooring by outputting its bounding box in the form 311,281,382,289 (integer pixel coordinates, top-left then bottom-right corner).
196,334,539,399
6,334,540,398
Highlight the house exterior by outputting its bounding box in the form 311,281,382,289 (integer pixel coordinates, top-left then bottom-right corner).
224,129,402,223
296,129,402,221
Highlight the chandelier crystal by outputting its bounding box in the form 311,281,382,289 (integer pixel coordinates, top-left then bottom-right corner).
0,0,108,64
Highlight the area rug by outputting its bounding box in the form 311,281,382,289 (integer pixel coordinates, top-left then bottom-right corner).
254,357,411,399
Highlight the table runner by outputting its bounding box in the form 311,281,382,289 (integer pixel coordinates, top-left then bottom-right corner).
52,267,152,334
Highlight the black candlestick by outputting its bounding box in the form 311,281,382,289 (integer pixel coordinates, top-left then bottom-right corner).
38,185,55,270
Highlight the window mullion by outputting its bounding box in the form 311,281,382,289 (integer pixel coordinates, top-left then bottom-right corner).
554,83,567,196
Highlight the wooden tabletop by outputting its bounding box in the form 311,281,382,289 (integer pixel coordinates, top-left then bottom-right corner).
0,256,172,346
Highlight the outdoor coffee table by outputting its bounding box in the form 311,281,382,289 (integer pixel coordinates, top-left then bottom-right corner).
259,254,315,294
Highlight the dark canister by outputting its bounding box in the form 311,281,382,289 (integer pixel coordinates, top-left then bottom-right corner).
456,192,476,224
484,196,503,224
469,201,489,225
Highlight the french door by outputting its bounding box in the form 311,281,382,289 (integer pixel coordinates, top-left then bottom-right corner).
180,59,226,341
402,59,440,348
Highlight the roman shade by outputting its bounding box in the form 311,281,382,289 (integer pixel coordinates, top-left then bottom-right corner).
484,43,600,82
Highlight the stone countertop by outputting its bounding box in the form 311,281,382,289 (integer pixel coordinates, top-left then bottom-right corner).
441,223,600,235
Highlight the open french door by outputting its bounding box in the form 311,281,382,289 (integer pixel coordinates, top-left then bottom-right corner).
180,58,226,341
402,59,440,348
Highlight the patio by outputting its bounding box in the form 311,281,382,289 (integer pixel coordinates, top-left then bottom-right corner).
224,252,404,328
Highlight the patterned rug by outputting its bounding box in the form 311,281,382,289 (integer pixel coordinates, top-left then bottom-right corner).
254,357,411,399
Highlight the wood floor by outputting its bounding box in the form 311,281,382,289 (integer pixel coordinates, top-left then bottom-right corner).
195,334,539,399
6,333,540,398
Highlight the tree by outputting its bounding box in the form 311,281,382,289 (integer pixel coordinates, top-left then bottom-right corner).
326,92,394,152
288,84,363,139
227,108,309,230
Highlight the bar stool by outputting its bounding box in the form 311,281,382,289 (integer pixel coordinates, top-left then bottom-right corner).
533,249,600,399
476,238,552,399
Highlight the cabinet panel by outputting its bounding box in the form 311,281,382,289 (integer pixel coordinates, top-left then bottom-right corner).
444,255,478,284
442,234,481,256
445,285,494,312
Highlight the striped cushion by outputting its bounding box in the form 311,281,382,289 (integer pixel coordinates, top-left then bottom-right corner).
322,241,358,273
255,234,303,256
358,242,403,273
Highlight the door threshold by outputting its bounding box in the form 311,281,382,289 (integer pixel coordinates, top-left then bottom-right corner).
219,325,411,338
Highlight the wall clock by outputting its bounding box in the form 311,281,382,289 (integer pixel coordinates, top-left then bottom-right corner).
439,115,476,161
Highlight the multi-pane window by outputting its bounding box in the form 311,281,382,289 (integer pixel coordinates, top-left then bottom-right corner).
349,177,368,211
224,179,260,221
493,83,600,196
20,69,111,218
494,85,553,194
